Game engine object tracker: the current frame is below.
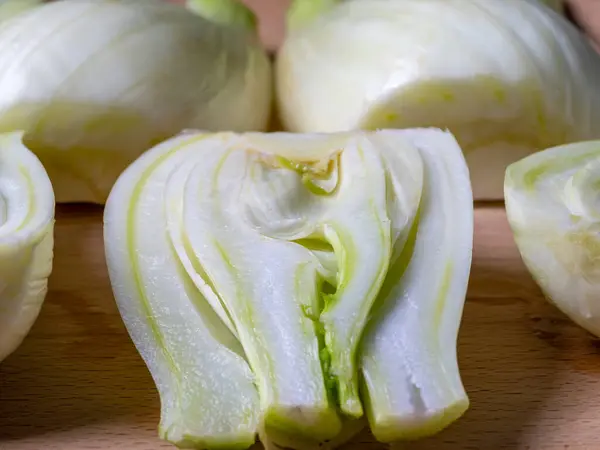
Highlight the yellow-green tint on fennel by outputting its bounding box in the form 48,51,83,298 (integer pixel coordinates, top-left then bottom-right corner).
505,140,600,338
360,129,472,443
105,134,260,448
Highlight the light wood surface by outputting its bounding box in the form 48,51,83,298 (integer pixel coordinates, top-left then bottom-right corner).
2,205,600,450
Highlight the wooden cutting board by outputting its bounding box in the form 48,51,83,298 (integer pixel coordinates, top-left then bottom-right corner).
2,205,600,450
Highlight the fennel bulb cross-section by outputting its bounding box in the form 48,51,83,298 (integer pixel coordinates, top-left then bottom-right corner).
277,0,600,200
105,128,473,448
0,131,54,363
505,141,600,338
0,0,272,204
360,129,473,442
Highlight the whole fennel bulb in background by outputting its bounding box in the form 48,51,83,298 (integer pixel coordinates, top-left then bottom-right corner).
0,0,272,204
0,132,55,364
277,0,600,200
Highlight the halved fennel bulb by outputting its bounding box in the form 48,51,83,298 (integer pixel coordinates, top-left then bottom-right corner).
277,0,600,200
0,0,271,204
0,0,41,22
505,141,600,337
0,131,55,363
104,128,473,448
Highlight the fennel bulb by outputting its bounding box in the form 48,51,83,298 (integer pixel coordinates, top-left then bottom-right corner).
277,0,600,200
104,128,473,448
0,0,272,204
0,131,55,363
505,141,600,337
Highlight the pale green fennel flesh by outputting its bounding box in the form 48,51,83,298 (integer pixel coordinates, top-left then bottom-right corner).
505,140,600,337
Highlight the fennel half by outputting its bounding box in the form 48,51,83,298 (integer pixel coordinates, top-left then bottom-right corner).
0,131,55,363
361,129,473,442
505,140,600,337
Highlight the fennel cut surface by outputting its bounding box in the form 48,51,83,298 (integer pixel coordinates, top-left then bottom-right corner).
0,131,55,363
506,140,600,338
277,0,600,201
104,128,473,449
0,0,271,204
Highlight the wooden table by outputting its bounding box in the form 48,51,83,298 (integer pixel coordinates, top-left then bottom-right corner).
2,205,600,450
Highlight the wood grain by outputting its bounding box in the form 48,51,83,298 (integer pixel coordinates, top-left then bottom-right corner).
2,205,600,450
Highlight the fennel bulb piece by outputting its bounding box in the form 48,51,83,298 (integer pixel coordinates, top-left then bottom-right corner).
0,0,272,204
361,129,473,442
543,0,563,11
105,127,472,448
505,141,600,338
0,131,55,363
277,0,600,200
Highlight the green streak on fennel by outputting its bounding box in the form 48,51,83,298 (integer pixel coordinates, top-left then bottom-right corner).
211,149,233,193
186,0,256,30
375,209,420,308
432,262,454,332
296,262,318,322
294,238,334,253
294,262,329,390
275,155,340,196
303,174,333,196
296,256,338,404
15,167,36,233
326,199,389,313
323,225,355,311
